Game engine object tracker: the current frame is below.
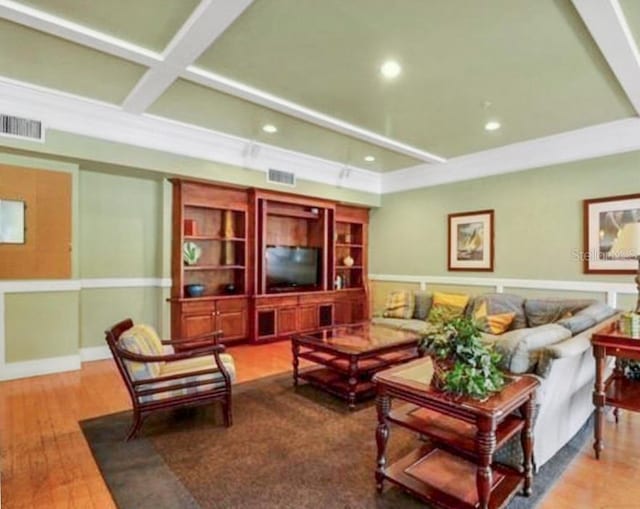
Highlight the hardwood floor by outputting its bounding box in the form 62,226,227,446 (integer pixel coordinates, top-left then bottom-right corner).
1,340,638,508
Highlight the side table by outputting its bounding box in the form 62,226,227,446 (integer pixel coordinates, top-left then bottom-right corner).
373,358,538,509
591,323,640,459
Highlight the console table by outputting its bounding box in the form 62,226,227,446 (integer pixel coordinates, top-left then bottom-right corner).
373,358,538,509
591,323,640,459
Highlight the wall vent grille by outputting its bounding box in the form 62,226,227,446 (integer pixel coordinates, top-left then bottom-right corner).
0,114,44,141
267,168,296,187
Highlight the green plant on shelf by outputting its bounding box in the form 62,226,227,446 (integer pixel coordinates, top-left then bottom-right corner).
420,312,505,400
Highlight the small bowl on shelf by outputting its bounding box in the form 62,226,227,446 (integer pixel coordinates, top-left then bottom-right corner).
185,284,205,298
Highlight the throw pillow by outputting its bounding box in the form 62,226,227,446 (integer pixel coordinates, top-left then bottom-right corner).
427,291,470,323
524,299,595,328
474,301,516,334
413,291,433,320
469,294,527,330
382,290,415,319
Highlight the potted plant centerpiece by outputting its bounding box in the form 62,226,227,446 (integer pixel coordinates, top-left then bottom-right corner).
420,313,505,400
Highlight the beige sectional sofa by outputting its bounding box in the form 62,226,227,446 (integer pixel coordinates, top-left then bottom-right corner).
372,292,618,469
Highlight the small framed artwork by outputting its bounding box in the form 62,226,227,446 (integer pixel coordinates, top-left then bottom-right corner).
583,193,640,274
0,199,26,244
448,209,494,271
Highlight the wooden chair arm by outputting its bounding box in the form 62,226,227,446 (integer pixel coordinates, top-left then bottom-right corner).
115,343,225,363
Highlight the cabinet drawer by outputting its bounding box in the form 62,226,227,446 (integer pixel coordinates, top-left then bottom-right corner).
255,295,298,307
298,293,333,305
217,298,248,312
181,300,216,314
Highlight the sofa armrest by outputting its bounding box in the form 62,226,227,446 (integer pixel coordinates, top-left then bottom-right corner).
535,314,620,378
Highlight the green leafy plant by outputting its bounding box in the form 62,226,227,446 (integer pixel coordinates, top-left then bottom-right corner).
420,314,505,400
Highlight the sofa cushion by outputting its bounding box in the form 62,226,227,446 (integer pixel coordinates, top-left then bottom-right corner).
556,303,616,335
382,290,415,319
413,291,433,320
469,293,527,330
482,324,572,374
371,316,431,335
473,301,515,334
428,291,469,322
524,299,595,328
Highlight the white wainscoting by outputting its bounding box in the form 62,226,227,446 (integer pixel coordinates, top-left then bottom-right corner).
369,274,637,308
0,278,171,381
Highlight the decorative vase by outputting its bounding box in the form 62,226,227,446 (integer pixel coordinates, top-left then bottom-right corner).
222,210,235,265
343,255,354,267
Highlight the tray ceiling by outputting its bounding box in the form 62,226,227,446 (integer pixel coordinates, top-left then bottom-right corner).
0,0,639,187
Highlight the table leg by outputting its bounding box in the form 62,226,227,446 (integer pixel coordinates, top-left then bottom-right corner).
476,419,496,509
292,340,300,387
375,392,391,492
520,393,535,496
348,356,357,410
593,345,606,459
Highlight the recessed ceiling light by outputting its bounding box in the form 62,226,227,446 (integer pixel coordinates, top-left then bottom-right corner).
380,60,402,79
484,121,501,131
262,124,278,133
364,155,376,162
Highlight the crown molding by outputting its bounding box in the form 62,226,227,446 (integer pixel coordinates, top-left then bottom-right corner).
572,0,640,115
381,117,640,193
0,77,381,194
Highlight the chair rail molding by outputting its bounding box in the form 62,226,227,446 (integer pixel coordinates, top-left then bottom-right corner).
369,273,637,308
0,277,172,381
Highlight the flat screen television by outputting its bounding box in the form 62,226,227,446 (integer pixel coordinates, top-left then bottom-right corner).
266,246,320,291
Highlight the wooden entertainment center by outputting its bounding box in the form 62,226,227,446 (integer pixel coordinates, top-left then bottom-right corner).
169,179,369,344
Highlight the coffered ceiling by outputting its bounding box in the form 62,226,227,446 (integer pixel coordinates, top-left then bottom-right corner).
0,0,639,193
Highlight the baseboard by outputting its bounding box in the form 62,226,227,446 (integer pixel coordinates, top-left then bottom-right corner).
80,345,111,362
0,354,81,381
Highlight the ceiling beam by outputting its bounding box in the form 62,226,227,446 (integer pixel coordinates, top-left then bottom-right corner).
0,0,161,66
121,0,254,114
572,0,640,115
183,66,446,164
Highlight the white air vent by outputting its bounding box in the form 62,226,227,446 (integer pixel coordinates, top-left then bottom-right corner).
267,168,296,187
0,114,44,141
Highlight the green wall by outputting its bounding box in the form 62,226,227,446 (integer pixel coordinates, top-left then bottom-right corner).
5,291,79,362
370,150,640,282
79,170,163,278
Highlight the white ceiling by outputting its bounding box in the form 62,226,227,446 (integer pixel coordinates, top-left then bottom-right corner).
0,0,639,194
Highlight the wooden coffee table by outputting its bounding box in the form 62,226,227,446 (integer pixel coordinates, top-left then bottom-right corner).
373,357,539,509
291,322,421,409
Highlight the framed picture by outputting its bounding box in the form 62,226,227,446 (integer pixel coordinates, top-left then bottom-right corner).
448,209,494,271
583,193,640,274
0,199,26,244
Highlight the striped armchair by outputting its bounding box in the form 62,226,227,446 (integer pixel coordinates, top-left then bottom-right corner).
105,318,235,440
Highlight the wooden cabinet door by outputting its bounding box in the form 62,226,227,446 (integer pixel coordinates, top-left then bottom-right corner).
216,298,248,341
278,307,298,335
298,305,318,331
334,299,351,324
217,309,247,340
182,312,215,338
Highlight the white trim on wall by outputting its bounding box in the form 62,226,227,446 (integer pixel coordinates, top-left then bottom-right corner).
369,274,637,308
0,354,81,381
0,277,172,381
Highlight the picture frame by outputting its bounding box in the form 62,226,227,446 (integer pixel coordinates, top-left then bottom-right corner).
448,209,494,271
583,193,640,274
0,199,26,244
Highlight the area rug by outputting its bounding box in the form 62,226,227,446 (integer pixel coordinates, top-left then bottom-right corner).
81,373,591,509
